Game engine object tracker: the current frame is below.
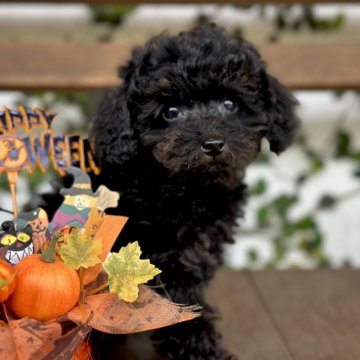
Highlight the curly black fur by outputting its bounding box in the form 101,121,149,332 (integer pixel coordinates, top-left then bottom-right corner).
85,24,298,359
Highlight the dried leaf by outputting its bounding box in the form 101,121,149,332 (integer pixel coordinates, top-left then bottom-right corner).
103,242,161,302
59,229,102,270
8,317,62,360
42,324,91,360
68,286,201,334
0,321,17,360
82,215,128,286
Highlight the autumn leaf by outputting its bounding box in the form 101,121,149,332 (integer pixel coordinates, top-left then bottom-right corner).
8,317,62,360
103,242,161,302
59,229,102,270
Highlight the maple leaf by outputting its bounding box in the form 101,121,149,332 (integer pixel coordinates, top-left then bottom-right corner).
59,229,102,270
103,241,161,302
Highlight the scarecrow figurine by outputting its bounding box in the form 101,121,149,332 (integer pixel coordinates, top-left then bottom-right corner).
49,167,98,231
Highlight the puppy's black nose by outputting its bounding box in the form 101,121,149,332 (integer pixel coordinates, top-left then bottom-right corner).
201,140,225,156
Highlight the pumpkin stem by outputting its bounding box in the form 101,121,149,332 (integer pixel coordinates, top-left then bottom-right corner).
41,234,58,263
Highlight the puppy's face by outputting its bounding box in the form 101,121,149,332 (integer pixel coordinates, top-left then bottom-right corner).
126,28,274,175
92,25,299,174
138,96,266,175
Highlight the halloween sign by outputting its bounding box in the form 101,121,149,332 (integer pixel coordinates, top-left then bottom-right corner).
0,107,100,216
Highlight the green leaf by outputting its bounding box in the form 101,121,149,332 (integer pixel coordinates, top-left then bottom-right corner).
256,206,271,228
272,195,297,219
93,5,135,25
249,179,267,196
305,150,324,174
247,249,258,264
294,216,315,230
280,222,297,237
299,232,322,255
304,7,345,31
274,238,286,261
103,241,161,303
350,152,360,161
318,194,336,209
59,229,102,270
335,131,352,158
255,152,270,164
311,157,324,174
354,166,360,178
296,173,309,185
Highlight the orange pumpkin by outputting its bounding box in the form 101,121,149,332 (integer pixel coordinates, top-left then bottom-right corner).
7,254,80,321
0,259,16,302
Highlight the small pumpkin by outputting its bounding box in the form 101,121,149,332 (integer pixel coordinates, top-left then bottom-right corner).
0,259,16,302
7,238,80,321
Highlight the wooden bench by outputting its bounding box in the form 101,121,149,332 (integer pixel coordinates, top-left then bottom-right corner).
0,0,359,91
1,43,359,91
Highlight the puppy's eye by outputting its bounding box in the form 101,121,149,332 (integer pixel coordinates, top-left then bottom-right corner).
163,106,181,122
223,100,236,112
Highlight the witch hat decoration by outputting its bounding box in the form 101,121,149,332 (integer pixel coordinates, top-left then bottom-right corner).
60,166,97,197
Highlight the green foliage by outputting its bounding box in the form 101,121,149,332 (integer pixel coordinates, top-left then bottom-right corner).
249,179,267,196
306,151,324,174
335,131,351,158
318,194,336,210
354,166,360,178
255,152,271,164
273,195,298,219
247,112,360,269
246,249,259,265
256,206,270,228
274,5,345,33
92,6,135,25
255,194,297,229
303,7,345,31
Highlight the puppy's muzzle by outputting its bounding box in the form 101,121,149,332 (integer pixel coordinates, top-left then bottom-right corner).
201,140,225,157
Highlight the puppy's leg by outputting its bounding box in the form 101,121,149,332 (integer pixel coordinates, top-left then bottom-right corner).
151,288,236,360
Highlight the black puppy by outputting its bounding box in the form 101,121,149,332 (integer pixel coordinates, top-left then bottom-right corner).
90,24,299,360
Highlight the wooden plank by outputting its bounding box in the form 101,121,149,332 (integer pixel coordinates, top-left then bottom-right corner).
252,270,360,360
206,269,292,359
0,43,359,91
0,43,131,91
261,44,360,90
3,0,359,4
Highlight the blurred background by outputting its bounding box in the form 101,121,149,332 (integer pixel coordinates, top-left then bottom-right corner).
0,1,359,270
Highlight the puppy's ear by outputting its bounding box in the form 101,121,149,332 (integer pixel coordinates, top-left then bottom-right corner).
90,86,137,166
263,74,300,154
